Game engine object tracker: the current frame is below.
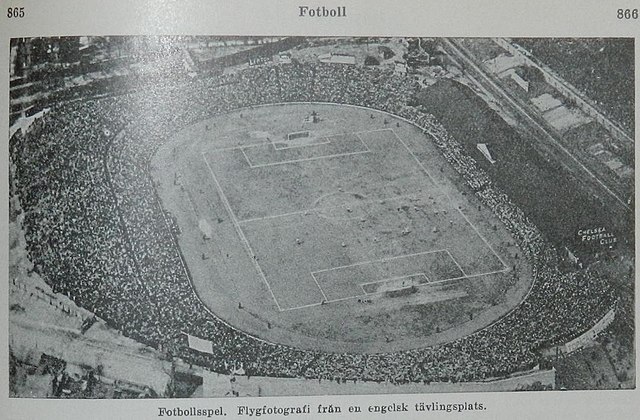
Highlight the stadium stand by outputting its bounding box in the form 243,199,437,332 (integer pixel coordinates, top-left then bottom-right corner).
9,60,616,384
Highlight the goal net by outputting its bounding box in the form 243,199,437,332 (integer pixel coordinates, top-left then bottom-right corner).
287,130,310,141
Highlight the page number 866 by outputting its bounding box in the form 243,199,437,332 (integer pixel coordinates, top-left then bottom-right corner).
617,9,638,19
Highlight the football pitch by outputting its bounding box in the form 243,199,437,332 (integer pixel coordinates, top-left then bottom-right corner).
152,103,527,353
203,126,507,311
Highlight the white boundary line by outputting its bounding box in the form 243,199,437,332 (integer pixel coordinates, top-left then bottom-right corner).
322,293,369,305
206,138,271,152
246,150,370,168
280,301,324,311
360,273,430,295
388,128,440,185
354,127,394,135
239,147,254,167
359,272,428,287
352,132,373,152
355,132,373,152
309,272,329,302
445,248,467,277
272,137,332,150
447,267,510,281
311,249,450,275
456,207,509,270
201,151,283,311
238,208,311,225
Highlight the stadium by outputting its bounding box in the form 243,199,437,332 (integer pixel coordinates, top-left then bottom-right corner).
8,37,632,394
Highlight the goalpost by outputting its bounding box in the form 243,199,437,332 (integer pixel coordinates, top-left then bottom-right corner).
286,130,310,141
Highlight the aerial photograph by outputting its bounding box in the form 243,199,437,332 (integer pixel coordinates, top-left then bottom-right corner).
8,36,635,397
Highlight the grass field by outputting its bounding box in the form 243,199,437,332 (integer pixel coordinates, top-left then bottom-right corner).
151,103,528,353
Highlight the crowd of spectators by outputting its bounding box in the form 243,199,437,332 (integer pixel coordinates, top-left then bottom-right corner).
9,59,616,385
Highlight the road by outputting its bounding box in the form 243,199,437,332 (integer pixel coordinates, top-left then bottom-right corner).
495,37,634,144
441,38,631,213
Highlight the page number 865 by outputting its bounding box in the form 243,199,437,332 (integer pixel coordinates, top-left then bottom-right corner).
7,7,25,18
617,9,638,19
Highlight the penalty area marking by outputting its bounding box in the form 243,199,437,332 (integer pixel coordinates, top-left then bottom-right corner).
280,266,510,312
239,129,374,168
